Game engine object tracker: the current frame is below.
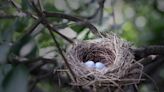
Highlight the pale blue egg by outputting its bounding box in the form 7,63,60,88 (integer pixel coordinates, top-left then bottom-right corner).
84,60,95,68
95,62,105,70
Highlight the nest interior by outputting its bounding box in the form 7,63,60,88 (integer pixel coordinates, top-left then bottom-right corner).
67,34,143,88
76,42,115,66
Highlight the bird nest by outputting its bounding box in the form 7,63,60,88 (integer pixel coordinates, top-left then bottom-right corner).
67,33,143,91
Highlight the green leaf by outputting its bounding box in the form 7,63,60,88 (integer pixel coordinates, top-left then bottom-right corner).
0,19,17,42
11,34,38,59
44,2,63,12
2,31,13,43
0,20,16,63
2,65,29,92
20,40,38,58
14,18,29,33
21,0,30,11
69,24,85,33
121,21,139,45
11,35,32,56
0,43,11,63
0,64,12,92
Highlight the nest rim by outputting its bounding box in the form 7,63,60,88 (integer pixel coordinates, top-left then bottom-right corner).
67,34,143,87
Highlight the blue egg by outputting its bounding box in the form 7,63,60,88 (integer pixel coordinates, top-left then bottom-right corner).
84,60,95,68
95,62,105,70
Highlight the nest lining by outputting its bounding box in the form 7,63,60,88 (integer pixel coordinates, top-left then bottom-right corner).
67,33,143,87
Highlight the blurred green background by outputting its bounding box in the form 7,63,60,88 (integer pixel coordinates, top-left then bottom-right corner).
0,0,164,92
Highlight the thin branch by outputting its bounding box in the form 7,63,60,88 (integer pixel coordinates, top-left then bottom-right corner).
143,56,164,75
38,0,44,12
111,0,117,31
41,19,74,43
98,0,105,25
10,56,57,65
24,20,42,37
9,0,22,12
47,31,83,91
0,15,17,19
8,20,42,53
137,55,157,66
30,1,74,43
31,0,77,80
44,11,101,37
30,0,42,16
142,72,160,92
29,65,55,92
9,0,38,19
48,29,76,82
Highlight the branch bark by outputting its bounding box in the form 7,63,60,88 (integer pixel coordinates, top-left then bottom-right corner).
133,46,164,60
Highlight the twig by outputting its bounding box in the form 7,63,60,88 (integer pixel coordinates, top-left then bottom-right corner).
0,15,17,19
144,56,164,75
137,55,157,66
10,54,57,65
41,19,74,43
30,1,74,43
111,0,117,31
9,20,42,55
30,0,76,80
47,29,84,92
38,0,44,12
29,65,54,92
98,0,105,25
48,29,76,82
28,57,57,73
44,11,101,37
142,72,159,92
9,0,38,19
9,0,21,12
24,20,42,37
30,0,42,16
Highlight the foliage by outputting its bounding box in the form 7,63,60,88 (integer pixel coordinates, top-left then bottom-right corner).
0,0,164,92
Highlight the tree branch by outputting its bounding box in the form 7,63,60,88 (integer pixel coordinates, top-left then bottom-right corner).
44,11,101,37
133,46,164,60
